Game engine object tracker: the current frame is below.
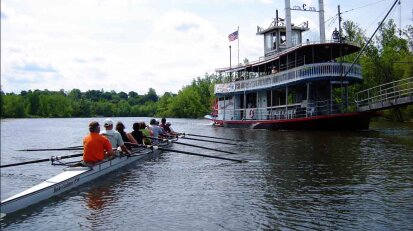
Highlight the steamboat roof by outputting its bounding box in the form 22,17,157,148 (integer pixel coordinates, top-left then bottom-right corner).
255,22,309,35
215,41,361,73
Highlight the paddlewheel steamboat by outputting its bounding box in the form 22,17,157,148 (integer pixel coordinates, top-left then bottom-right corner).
210,0,374,130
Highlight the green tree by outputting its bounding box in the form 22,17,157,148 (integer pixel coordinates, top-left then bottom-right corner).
143,88,158,102
157,92,175,117
116,99,131,116
95,101,115,117
118,91,128,100
27,92,40,116
168,87,205,118
0,90,4,118
2,94,26,118
68,89,82,101
128,91,138,98
79,99,93,117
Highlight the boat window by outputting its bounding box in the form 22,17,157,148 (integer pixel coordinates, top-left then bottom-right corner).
280,32,286,45
246,93,257,108
264,33,273,53
272,32,278,50
291,31,301,46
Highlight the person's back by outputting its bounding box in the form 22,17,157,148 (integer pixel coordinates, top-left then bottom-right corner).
162,121,171,133
119,130,130,143
151,125,163,138
165,121,176,135
101,129,124,148
131,122,144,144
100,118,131,155
139,122,152,145
160,118,169,133
115,121,137,149
149,119,164,144
83,121,114,163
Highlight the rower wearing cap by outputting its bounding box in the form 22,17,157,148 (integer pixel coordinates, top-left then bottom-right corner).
83,121,115,164
100,118,131,155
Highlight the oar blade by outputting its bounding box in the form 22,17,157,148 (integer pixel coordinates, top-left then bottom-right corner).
184,133,247,142
155,146,246,163
172,141,237,154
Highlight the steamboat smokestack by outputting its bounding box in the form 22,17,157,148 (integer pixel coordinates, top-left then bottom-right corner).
318,0,326,42
285,0,292,47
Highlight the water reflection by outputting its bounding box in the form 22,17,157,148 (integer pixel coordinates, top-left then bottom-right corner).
81,171,133,230
86,187,113,211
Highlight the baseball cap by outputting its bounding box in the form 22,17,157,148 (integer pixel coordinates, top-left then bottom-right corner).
103,118,114,127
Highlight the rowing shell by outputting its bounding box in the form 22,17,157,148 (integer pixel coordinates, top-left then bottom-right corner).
1,141,173,214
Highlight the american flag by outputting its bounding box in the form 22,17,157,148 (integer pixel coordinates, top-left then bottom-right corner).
228,30,238,42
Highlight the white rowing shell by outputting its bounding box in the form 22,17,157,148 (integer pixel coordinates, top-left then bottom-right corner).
1,146,162,214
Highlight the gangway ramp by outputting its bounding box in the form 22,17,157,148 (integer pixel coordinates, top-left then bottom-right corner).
356,77,413,112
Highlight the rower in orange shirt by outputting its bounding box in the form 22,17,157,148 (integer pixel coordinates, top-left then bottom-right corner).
83,121,115,164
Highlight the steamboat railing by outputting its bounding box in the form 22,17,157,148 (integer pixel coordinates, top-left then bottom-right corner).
215,40,360,72
215,62,362,94
355,76,413,112
218,99,346,121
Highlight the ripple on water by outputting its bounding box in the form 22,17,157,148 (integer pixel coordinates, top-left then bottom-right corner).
1,119,413,230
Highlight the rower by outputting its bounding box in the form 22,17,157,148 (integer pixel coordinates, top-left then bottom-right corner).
115,121,137,149
149,118,167,144
160,118,168,132
139,122,152,145
165,121,177,136
160,117,172,134
83,121,115,164
131,122,144,145
100,118,131,155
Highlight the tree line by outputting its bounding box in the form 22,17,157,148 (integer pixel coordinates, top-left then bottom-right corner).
1,19,412,120
0,75,218,119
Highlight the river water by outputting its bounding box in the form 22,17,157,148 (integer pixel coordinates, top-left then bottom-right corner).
1,118,413,230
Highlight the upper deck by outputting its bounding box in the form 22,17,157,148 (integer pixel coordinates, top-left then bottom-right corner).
215,40,361,74
214,62,362,95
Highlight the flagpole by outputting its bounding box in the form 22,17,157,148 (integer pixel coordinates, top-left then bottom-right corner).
229,45,232,80
237,26,240,67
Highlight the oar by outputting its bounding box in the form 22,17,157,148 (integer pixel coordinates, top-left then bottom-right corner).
16,147,84,152
183,133,246,142
0,153,84,168
152,146,247,163
172,141,238,154
138,138,237,155
159,135,250,147
179,136,248,146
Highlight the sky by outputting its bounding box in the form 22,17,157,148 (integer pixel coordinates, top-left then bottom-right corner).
1,0,412,95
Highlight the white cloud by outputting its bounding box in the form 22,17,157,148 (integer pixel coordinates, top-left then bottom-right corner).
0,1,228,94
1,0,412,95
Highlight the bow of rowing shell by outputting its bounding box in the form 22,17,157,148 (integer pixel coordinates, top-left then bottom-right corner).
1,138,177,215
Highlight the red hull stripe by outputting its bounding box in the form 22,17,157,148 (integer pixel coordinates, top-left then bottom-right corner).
213,112,374,125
